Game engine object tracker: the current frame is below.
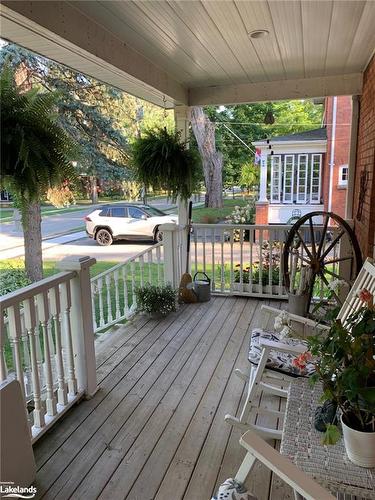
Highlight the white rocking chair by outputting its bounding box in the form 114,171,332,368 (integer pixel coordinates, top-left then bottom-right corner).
225,258,375,440
211,430,335,500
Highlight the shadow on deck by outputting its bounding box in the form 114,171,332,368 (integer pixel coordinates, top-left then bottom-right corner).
33,296,293,500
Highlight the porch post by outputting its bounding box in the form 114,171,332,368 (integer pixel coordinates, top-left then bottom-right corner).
258,151,268,203
159,223,183,287
174,105,190,272
57,256,98,397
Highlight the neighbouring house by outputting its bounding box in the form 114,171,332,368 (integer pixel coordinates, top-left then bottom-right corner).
253,96,351,224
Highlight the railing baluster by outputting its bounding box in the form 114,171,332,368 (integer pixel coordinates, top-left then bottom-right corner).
148,250,153,284
97,277,105,327
122,265,129,316
105,274,113,324
269,229,273,290
131,261,136,307
230,228,234,293
7,305,26,400
139,255,144,288
60,281,77,397
259,228,264,294
249,228,254,290
211,227,215,291
24,297,45,429
156,245,162,285
203,228,206,274
50,285,68,407
239,228,244,292
37,291,57,417
0,314,8,382
114,269,121,320
220,229,225,292
194,228,198,277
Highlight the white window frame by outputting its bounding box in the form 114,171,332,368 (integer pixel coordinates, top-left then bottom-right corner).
283,155,295,203
338,164,348,187
310,154,322,204
296,154,308,204
270,155,282,203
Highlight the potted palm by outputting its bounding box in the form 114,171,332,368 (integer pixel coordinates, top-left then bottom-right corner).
307,288,375,467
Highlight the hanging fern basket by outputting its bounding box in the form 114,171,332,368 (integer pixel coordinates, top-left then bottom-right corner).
132,128,200,201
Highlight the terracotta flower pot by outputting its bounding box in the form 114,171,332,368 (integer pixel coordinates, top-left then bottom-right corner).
341,415,375,467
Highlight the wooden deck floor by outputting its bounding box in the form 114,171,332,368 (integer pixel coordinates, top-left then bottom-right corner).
33,296,293,500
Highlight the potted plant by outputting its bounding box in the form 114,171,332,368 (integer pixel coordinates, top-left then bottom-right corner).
135,284,177,318
306,288,375,467
132,128,200,201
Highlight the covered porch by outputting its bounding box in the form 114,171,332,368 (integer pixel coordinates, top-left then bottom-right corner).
33,296,288,500
1,1,375,499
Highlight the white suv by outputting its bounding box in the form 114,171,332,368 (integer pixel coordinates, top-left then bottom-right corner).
84,204,178,246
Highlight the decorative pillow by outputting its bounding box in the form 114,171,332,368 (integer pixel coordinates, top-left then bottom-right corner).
248,328,315,378
211,478,257,500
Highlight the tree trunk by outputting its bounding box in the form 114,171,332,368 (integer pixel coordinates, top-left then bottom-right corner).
190,107,223,208
23,202,43,282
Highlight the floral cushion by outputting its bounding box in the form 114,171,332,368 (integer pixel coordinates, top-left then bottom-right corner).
211,478,257,500
248,328,315,378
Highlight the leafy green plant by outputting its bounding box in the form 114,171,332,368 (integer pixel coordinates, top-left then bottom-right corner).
135,284,177,317
0,263,31,296
234,264,280,286
132,128,201,201
307,288,375,443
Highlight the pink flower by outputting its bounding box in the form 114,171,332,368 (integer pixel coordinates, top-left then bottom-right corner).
358,288,373,304
292,351,312,372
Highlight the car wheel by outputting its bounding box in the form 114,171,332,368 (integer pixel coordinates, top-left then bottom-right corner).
154,228,163,243
96,228,113,246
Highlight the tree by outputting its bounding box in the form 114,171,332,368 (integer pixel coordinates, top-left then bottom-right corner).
190,107,223,208
0,42,129,202
0,64,77,281
239,162,259,194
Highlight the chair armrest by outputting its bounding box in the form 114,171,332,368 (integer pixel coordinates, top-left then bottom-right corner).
239,431,335,500
261,305,328,332
259,338,307,355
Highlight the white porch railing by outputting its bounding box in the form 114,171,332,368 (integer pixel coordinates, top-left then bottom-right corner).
0,256,97,443
90,242,165,333
191,223,290,298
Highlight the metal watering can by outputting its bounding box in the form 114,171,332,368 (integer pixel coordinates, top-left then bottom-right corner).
193,272,211,302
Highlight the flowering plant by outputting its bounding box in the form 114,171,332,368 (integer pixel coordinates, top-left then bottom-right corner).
307,287,375,443
226,201,255,241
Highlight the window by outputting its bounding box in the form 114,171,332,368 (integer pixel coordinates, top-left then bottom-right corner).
128,207,145,219
110,207,127,217
143,206,166,217
99,208,110,217
297,155,308,203
270,155,281,202
283,155,294,203
339,165,348,186
310,154,322,203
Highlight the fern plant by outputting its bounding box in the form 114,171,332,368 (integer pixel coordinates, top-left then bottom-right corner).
132,128,200,201
0,63,78,207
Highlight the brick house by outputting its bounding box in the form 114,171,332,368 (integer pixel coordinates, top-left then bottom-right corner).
253,95,351,224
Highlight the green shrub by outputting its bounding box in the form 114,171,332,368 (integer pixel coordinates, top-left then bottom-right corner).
0,265,31,295
135,284,177,316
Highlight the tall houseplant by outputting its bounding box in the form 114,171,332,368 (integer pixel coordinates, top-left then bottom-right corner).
307,288,375,466
132,128,200,201
0,64,78,281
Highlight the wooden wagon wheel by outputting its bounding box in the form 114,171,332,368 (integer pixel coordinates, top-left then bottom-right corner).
283,211,362,314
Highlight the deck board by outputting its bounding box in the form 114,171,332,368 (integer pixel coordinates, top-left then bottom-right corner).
33,296,288,500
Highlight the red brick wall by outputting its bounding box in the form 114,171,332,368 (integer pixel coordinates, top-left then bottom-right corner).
353,55,375,258
323,96,352,219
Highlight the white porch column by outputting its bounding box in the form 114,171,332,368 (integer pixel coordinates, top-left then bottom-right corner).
159,223,183,288
345,95,360,220
259,151,268,203
57,256,97,398
174,105,190,272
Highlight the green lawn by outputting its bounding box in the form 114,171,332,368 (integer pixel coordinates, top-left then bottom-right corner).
192,198,250,223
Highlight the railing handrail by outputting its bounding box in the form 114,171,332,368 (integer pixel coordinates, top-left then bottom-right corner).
0,270,76,309
90,242,163,282
192,223,294,230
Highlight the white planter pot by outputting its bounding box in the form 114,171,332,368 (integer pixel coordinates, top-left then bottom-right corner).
341,415,375,467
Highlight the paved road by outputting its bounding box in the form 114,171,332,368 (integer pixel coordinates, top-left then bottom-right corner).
0,199,178,255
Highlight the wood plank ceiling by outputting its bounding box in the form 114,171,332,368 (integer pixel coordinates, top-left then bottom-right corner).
72,0,375,87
